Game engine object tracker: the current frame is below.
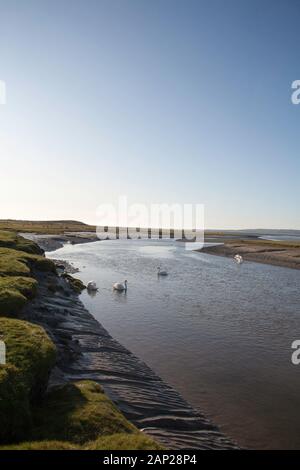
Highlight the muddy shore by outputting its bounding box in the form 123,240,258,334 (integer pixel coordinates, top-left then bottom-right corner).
201,241,300,270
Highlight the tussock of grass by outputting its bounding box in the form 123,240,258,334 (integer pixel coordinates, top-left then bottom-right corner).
0,230,43,255
0,247,55,277
0,242,55,317
0,318,56,442
86,433,164,450
32,381,136,444
0,381,163,450
0,277,38,317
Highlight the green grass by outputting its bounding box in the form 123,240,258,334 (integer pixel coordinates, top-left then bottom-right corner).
0,277,38,317
0,440,80,450
0,230,43,254
86,433,163,450
0,318,56,442
0,247,55,317
0,381,163,450
0,433,163,450
32,381,136,444
0,235,55,317
0,247,55,277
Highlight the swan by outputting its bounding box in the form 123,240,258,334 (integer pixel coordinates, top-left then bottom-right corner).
113,280,128,292
234,254,243,264
157,266,168,276
87,281,98,291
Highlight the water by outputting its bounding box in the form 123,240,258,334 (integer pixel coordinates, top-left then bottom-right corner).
48,239,300,449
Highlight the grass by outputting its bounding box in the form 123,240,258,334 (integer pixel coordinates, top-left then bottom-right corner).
0,277,38,317
0,230,43,254
0,247,55,317
0,220,96,235
0,381,163,450
32,381,136,443
0,247,56,277
0,318,56,442
0,232,55,317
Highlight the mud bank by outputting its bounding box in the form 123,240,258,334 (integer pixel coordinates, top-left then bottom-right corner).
21,266,237,450
200,242,300,270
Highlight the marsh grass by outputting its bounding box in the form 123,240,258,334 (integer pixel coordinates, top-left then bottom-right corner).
0,232,55,317
0,318,56,442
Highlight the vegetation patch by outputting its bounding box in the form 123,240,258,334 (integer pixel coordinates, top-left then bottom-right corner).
0,277,38,317
0,245,54,317
86,433,163,450
32,381,136,444
0,381,163,450
0,247,55,277
0,230,43,255
0,318,56,442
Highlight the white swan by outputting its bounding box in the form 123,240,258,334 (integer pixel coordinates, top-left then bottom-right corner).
234,254,243,264
157,266,168,276
113,280,128,292
87,281,98,291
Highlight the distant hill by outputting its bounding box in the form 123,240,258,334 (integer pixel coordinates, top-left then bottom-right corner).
0,220,96,234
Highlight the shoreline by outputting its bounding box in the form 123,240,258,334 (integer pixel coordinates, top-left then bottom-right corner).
20,232,99,252
22,231,300,271
21,239,237,450
200,241,300,270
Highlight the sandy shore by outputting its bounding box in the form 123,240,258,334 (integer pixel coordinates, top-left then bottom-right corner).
200,240,300,270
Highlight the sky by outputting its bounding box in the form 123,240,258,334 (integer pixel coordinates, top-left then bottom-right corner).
0,0,300,229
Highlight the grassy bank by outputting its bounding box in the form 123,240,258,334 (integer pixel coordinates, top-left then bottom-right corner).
0,231,55,317
0,220,96,234
0,231,162,450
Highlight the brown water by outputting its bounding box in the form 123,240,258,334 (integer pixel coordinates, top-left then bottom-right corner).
48,239,300,449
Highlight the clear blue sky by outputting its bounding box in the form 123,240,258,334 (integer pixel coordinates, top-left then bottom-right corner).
0,0,299,229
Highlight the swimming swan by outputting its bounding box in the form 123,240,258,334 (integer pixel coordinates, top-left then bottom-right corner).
113,280,128,292
87,281,98,291
157,266,168,276
234,254,243,264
